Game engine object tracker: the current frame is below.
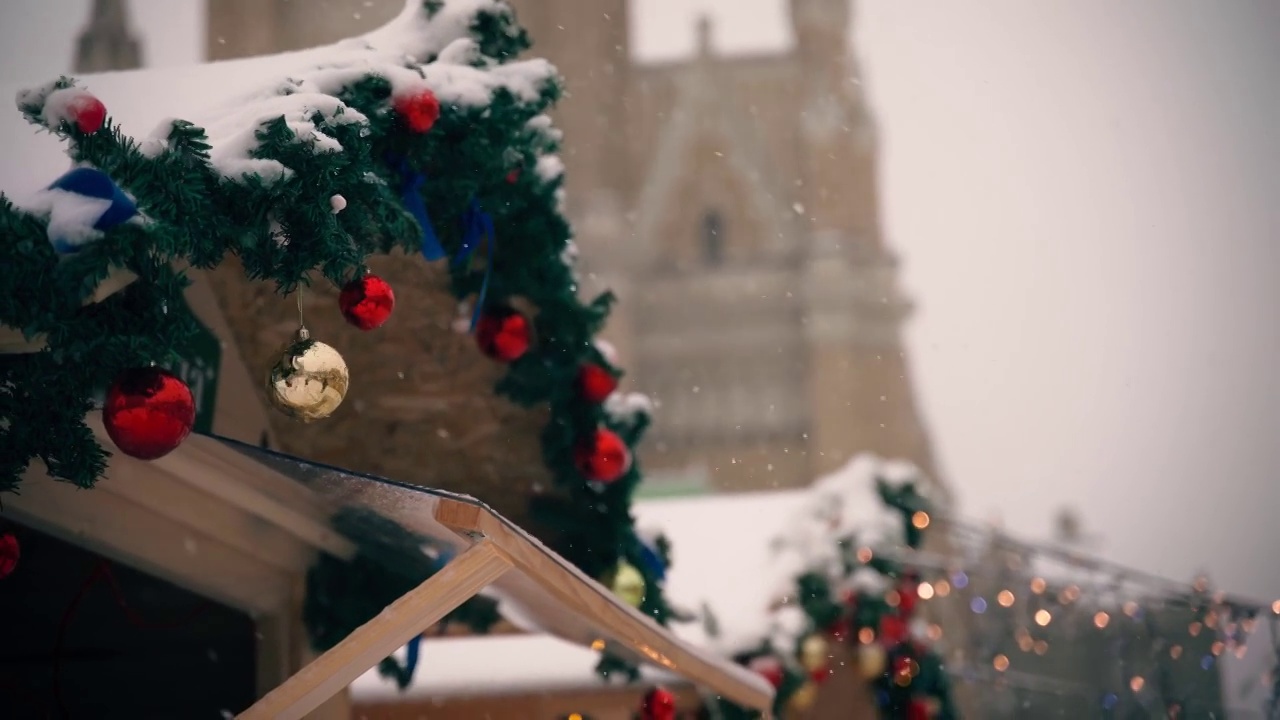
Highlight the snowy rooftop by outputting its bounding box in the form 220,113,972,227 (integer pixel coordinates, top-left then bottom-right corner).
0,0,557,199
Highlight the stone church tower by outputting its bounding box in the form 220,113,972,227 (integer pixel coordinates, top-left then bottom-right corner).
74,0,142,73
202,0,942,498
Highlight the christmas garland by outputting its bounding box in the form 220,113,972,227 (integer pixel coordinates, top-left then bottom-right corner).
0,0,671,669
714,478,959,720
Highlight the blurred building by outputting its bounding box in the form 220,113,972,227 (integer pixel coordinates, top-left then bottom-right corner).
197,0,941,499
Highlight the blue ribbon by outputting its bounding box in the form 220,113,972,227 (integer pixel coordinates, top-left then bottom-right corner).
393,157,444,261
457,197,495,332
46,167,138,253
402,634,422,685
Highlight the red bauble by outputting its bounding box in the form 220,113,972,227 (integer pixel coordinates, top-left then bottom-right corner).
907,699,932,720
103,367,195,460
0,533,19,580
393,89,441,133
810,667,832,685
641,686,677,720
574,428,631,484
827,617,852,643
879,614,909,646
898,581,920,616
505,168,521,184
70,92,106,134
475,306,532,362
339,274,396,330
748,655,786,689
577,363,618,404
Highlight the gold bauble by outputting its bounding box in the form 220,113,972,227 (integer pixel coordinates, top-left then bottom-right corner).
265,329,349,422
857,642,888,680
799,634,829,672
608,560,646,608
786,681,819,713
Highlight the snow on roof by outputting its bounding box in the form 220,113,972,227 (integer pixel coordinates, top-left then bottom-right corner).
351,454,909,700
0,0,550,198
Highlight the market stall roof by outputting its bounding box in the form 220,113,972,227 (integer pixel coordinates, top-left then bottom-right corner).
352,455,913,703
14,427,774,719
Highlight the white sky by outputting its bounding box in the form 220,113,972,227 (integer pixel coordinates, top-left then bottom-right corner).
1,0,1278,605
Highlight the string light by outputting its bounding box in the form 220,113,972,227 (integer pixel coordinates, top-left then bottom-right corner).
858,627,875,644
934,579,952,597
927,623,944,641
1272,599,1280,615
1130,676,1145,692
1123,601,1140,617
1030,577,1047,594
1170,645,1183,659
1017,633,1034,653
1033,640,1049,656
1034,609,1052,627
912,511,931,529
856,547,874,564
1094,611,1110,629
993,654,1010,672
918,581,935,600
886,590,901,608
1211,641,1224,656
1057,585,1081,605
591,639,606,651
997,590,1015,608
1188,621,1203,637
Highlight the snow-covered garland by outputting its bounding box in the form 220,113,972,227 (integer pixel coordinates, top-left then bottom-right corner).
0,0,672,674
714,474,959,720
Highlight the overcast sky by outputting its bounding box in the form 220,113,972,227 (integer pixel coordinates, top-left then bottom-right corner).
1,0,1278,607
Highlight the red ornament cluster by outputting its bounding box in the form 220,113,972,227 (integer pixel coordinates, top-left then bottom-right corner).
103,367,196,460
393,89,441,134
339,274,396,331
0,533,19,580
574,427,631,484
640,687,676,720
475,306,532,362
576,363,618,404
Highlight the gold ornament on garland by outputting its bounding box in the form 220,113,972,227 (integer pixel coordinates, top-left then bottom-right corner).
857,642,888,680
266,293,349,421
608,560,646,608
799,633,829,672
786,680,819,713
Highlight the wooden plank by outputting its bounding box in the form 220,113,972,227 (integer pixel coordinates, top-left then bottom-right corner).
238,540,514,720
138,435,357,563
99,458,317,575
183,432,334,517
12,467,292,616
433,497,776,716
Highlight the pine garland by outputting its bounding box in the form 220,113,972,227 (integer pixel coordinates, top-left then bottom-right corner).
0,0,672,660
715,476,959,719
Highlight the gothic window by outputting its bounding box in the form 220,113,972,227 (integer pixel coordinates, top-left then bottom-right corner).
701,209,724,266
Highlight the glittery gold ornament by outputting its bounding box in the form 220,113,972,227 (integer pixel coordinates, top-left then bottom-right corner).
857,642,888,680
799,634,829,672
786,681,819,713
265,327,349,421
608,560,646,608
